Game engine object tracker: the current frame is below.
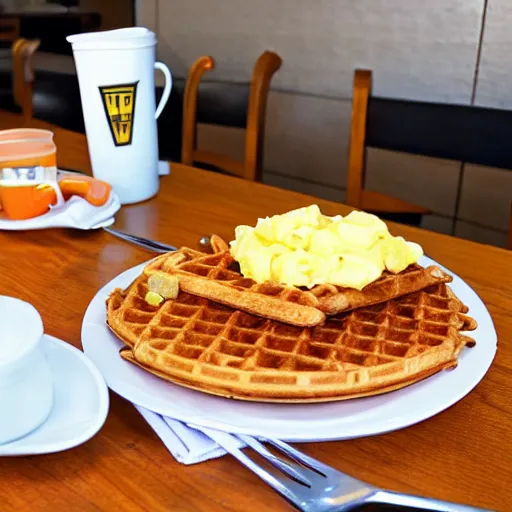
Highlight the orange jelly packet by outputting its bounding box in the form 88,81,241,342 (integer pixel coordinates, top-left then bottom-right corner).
0,129,111,220
59,174,112,207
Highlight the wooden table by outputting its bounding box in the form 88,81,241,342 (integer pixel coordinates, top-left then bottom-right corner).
0,164,510,511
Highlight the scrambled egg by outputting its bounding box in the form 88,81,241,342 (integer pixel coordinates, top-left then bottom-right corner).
229,205,423,290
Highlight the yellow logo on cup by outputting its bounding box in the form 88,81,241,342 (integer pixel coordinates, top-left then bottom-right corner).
99,81,139,147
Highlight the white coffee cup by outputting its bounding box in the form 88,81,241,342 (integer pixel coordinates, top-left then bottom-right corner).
0,297,53,445
67,27,172,205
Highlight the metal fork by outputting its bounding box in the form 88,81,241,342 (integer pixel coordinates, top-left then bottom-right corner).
199,427,492,512
102,226,178,253
102,227,214,254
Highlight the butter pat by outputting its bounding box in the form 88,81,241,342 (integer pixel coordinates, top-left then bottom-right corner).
145,291,164,306
229,205,423,290
147,274,180,299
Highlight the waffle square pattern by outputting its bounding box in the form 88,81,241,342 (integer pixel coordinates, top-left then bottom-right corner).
107,266,476,402
142,248,453,327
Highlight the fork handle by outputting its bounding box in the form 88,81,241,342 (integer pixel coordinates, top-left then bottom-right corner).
103,227,177,253
371,490,494,512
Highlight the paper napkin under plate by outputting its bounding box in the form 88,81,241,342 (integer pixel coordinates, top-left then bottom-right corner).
134,404,245,465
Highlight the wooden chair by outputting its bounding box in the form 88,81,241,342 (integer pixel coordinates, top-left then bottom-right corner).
347,69,512,233
0,38,40,128
181,51,282,181
347,69,431,221
12,38,40,123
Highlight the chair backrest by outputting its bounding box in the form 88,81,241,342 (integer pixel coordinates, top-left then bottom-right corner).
11,38,40,120
0,17,20,44
181,51,282,181
347,69,512,214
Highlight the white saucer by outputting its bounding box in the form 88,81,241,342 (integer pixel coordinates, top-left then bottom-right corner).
0,335,109,456
82,255,497,442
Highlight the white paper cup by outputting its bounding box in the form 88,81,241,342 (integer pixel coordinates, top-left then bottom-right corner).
67,28,172,205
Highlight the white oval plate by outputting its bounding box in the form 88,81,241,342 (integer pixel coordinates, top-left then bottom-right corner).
81,256,497,442
0,335,110,456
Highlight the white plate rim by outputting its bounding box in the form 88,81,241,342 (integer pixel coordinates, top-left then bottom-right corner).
81,256,497,442
0,335,110,456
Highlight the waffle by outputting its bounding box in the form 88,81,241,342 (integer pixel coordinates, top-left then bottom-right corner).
144,248,326,327
106,274,476,402
143,246,452,326
311,264,452,315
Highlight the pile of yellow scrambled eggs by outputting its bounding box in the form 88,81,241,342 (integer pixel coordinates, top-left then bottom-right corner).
229,205,423,290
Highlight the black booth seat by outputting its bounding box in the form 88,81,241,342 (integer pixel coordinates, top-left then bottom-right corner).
0,69,21,114
33,71,84,132
30,70,184,163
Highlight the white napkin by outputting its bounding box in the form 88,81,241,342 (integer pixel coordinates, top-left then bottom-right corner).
134,404,245,465
0,161,171,231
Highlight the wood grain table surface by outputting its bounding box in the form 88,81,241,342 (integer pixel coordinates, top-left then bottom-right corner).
0,163,510,511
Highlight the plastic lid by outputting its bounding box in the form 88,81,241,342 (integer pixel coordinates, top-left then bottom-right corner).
67,27,157,50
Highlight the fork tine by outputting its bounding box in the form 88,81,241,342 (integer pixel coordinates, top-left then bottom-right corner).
201,427,308,509
266,438,351,478
237,434,312,487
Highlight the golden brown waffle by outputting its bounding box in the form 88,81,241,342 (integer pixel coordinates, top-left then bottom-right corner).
143,246,452,326
106,274,476,402
311,264,452,315
144,248,326,327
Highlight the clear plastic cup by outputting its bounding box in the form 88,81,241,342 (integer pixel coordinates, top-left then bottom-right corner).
0,128,57,169
0,129,62,220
